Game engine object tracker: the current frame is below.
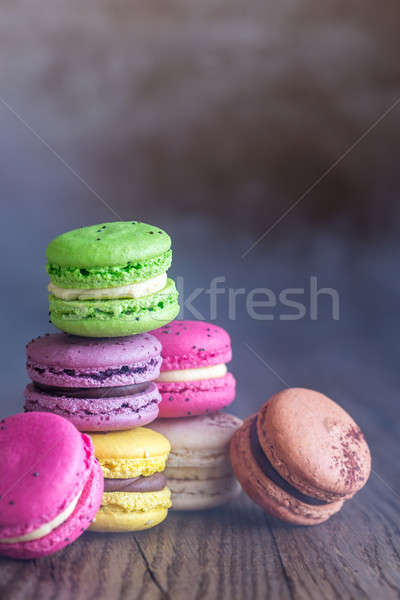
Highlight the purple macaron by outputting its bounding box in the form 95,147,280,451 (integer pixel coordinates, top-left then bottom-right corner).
24,333,162,431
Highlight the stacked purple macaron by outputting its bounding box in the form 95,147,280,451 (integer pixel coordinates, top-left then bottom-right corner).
24,333,164,431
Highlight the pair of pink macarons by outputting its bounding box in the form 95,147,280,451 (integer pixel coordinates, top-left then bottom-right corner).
24,320,236,430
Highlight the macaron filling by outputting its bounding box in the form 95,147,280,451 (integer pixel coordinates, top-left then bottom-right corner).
32,381,152,399
0,489,83,544
157,363,227,383
103,473,166,493
249,420,328,507
47,249,172,289
48,273,168,301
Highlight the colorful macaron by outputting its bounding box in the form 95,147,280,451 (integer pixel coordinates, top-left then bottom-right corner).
46,221,180,337
151,321,236,417
24,333,163,431
230,388,371,525
0,412,103,559
89,428,171,531
148,412,242,510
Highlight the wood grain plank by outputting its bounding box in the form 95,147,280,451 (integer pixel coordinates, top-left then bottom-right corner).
0,479,399,600
0,531,161,600
133,496,292,600
268,478,400,600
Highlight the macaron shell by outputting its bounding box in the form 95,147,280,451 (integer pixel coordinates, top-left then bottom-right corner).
157,373,236,418
0,413,94,539
66,402,159,432
26,332,161,371
27,358,161,389
100,487,171,513
90,427,170,460
148,412,243,453
258,388,371,502
165,463,234,480
148,413,242,474
27,356,162,389
168,477,241,510
90,506,169,532
50,297,180,338
151,320,232,370
0,461,103,559
47,251,172,289
230,416,344,526
24,382,161,431
46,221,171,268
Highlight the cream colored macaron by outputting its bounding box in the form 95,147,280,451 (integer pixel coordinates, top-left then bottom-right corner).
147,412,243,510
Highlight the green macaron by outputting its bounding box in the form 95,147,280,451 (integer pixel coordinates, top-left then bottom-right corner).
46,221,180,337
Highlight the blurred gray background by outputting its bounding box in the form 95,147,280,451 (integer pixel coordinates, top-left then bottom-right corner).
1,1,399,484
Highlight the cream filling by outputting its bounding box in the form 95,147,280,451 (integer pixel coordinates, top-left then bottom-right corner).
48,272,167,300
157,363,227,383
0,490,82,544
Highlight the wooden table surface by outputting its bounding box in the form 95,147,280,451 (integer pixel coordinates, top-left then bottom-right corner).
1,429,399,600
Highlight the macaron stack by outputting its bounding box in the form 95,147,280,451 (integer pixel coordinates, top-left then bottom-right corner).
148,320,243,510
24,221,180,533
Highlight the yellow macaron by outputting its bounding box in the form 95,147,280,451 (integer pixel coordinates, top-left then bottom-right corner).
89,427,172,532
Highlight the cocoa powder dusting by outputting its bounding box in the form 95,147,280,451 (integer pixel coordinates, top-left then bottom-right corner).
345,425,364,443
330,426,366,490
339,428,364,488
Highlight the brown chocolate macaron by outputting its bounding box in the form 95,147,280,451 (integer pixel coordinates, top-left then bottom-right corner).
230,388,371,525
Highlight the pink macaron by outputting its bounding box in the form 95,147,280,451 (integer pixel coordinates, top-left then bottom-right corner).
24,333,162,431
0,412,103,559
151,321,236,417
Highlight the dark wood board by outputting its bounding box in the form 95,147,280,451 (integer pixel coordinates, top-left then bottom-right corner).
1,461,399,600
